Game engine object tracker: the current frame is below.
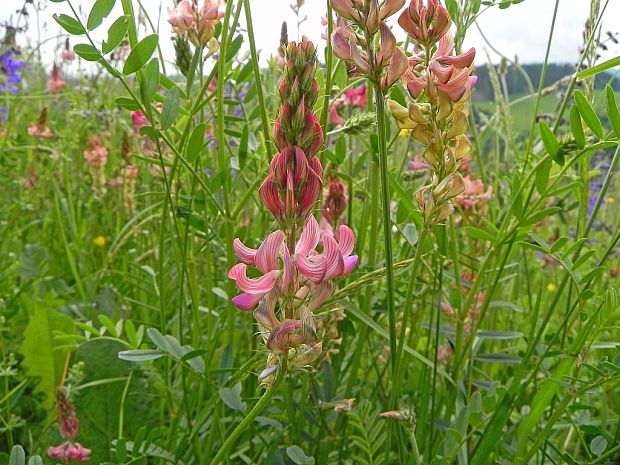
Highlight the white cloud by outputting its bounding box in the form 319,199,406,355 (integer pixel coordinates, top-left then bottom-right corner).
1,0,618,71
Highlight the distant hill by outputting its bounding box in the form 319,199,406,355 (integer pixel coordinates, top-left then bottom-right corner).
473,63,620,100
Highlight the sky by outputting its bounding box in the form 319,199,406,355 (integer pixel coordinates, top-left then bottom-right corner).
2,0,619,71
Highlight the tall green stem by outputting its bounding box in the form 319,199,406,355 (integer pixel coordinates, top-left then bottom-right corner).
211,368,286,464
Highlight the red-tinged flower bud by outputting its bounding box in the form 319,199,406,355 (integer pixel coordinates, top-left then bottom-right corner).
322,176,348,223
366,0,380,33
273,117,286,150
332,27,354,61
380,0,406,20
299,167,323,217
259,175,285,219
350,42,371,75
381,46,407,90
376,22,396,68
330,0,362,23
399,0,452,44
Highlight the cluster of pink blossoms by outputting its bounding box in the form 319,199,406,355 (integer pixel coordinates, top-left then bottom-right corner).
329,83,367,125
388,0,478,225
47,63,65,93
83,136,109,200
61,38,76,62
47,388,91,463
331,0,407,90
28,107,53,140
229,38,357,379
168,0,224,47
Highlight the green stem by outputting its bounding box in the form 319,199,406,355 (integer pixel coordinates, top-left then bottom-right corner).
211,368,286,464
373,87,397,381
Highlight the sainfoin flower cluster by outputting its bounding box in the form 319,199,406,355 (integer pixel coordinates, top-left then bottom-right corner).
168,0,224,47
388,0,477,224
331,0,408,90
47,387,91,462
83,136,109,200
229,38,357,381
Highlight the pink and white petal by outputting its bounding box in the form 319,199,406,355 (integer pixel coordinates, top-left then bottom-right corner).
323,235,345,279
228,263,279,294
296,254,326,284
296,215,321,256
256,230,284,273
337,224,355,256
233,238,257,264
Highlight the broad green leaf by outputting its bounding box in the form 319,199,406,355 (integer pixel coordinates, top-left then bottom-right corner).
590,435,607,456
219,384,247,412
286,446,315,465
123,34,158,75
115,96,141,110
535,157,552,194
187,123,206,160
160,86,181,130
87,0,116,31
27,456,43,465
53,14,85,35
73,43,100,61
334,60,348,91
141,58,160,101
103,16,129,54
521,206,562,227
118,349,164,362
605,85,620,138
226,35,244,62
576,55,620,80
19,298,75,410
464,226,495,243
73,339,157,462
569,104,585,148
574,90,604,138
9,446,25,465
539,120,562,165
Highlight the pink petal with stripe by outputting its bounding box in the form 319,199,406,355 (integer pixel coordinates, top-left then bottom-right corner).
296,216,320,256
228,263,279,294
256,230,284,274
233,238,257,264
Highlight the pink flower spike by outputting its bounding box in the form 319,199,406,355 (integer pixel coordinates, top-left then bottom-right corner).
297,216,321,256
233,238,257,264
228,263,279,294
256,230,285,273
